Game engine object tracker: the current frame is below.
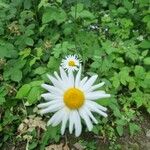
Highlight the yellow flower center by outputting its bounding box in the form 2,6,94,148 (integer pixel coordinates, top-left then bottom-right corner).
64,88,85,109
68,60,76,66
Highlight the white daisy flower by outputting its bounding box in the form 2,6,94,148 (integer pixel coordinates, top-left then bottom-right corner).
61,55,80,71
38,66,110,137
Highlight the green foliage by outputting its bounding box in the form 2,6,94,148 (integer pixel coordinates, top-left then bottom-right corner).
0,0,149,149
40,126,61,150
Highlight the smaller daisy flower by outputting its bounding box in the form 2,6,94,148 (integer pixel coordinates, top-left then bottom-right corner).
61,55,81,71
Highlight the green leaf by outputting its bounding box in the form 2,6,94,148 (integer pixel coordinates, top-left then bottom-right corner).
27,86,41,104
0,41,18,58
116,125,124,136
3,110,18,126
47,57,59,70
19,48,31,59
25,37,34,46
42,7,66,24
143,57,150,65
0,96,5,105
36,48,43,57
123,0,133,9
134,66,145,79
129,123,140,136
40,126,60,150
139,40,150,49
112,75,120,88
34,67,47,75
30,80,44,87
30,57,39,66
11,69,22,82
117,7,127,14
16,84,31,99
28,142,38,150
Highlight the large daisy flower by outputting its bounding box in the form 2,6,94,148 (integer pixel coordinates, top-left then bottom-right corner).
61,55,80,71
38,66,110,137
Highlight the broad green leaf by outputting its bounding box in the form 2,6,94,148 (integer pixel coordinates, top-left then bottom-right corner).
19,48,31,59
134,66,145,79
30,80,44,87
25,37,34,46
16,84,31,99
139,40,150,49
116,125,123,136
30,57,38,66
143,57,150,65
123,0,133,9
11,69,22,82
27,86,41,104
34,67,47,75
0,41,18,58
42,7,66,24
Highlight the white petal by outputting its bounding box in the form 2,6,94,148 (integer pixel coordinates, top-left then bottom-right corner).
61,111,69,135
40,103,63,114
82,75,98,91
60,67,70,89
95,108,108,117
69,110,82,137
87,82,105,92
86,101,107,117
79,77,88,87
68,70,74,87
79,108,93,131
86,91,110,100
86,100,107,112
37,100,60,108
69,111,74,134
54,71,62,82
47,109,64,126
41,93,61,101
41,84,63,94
73,111,82,137
47,74,65,90
60,67,68,81
75,65,82,88
83,106,98,124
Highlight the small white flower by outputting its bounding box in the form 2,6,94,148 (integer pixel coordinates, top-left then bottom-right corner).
61,55,80,71
38,66,110,137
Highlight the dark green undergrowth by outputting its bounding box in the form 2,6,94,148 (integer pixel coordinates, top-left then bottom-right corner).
0,0,150,149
